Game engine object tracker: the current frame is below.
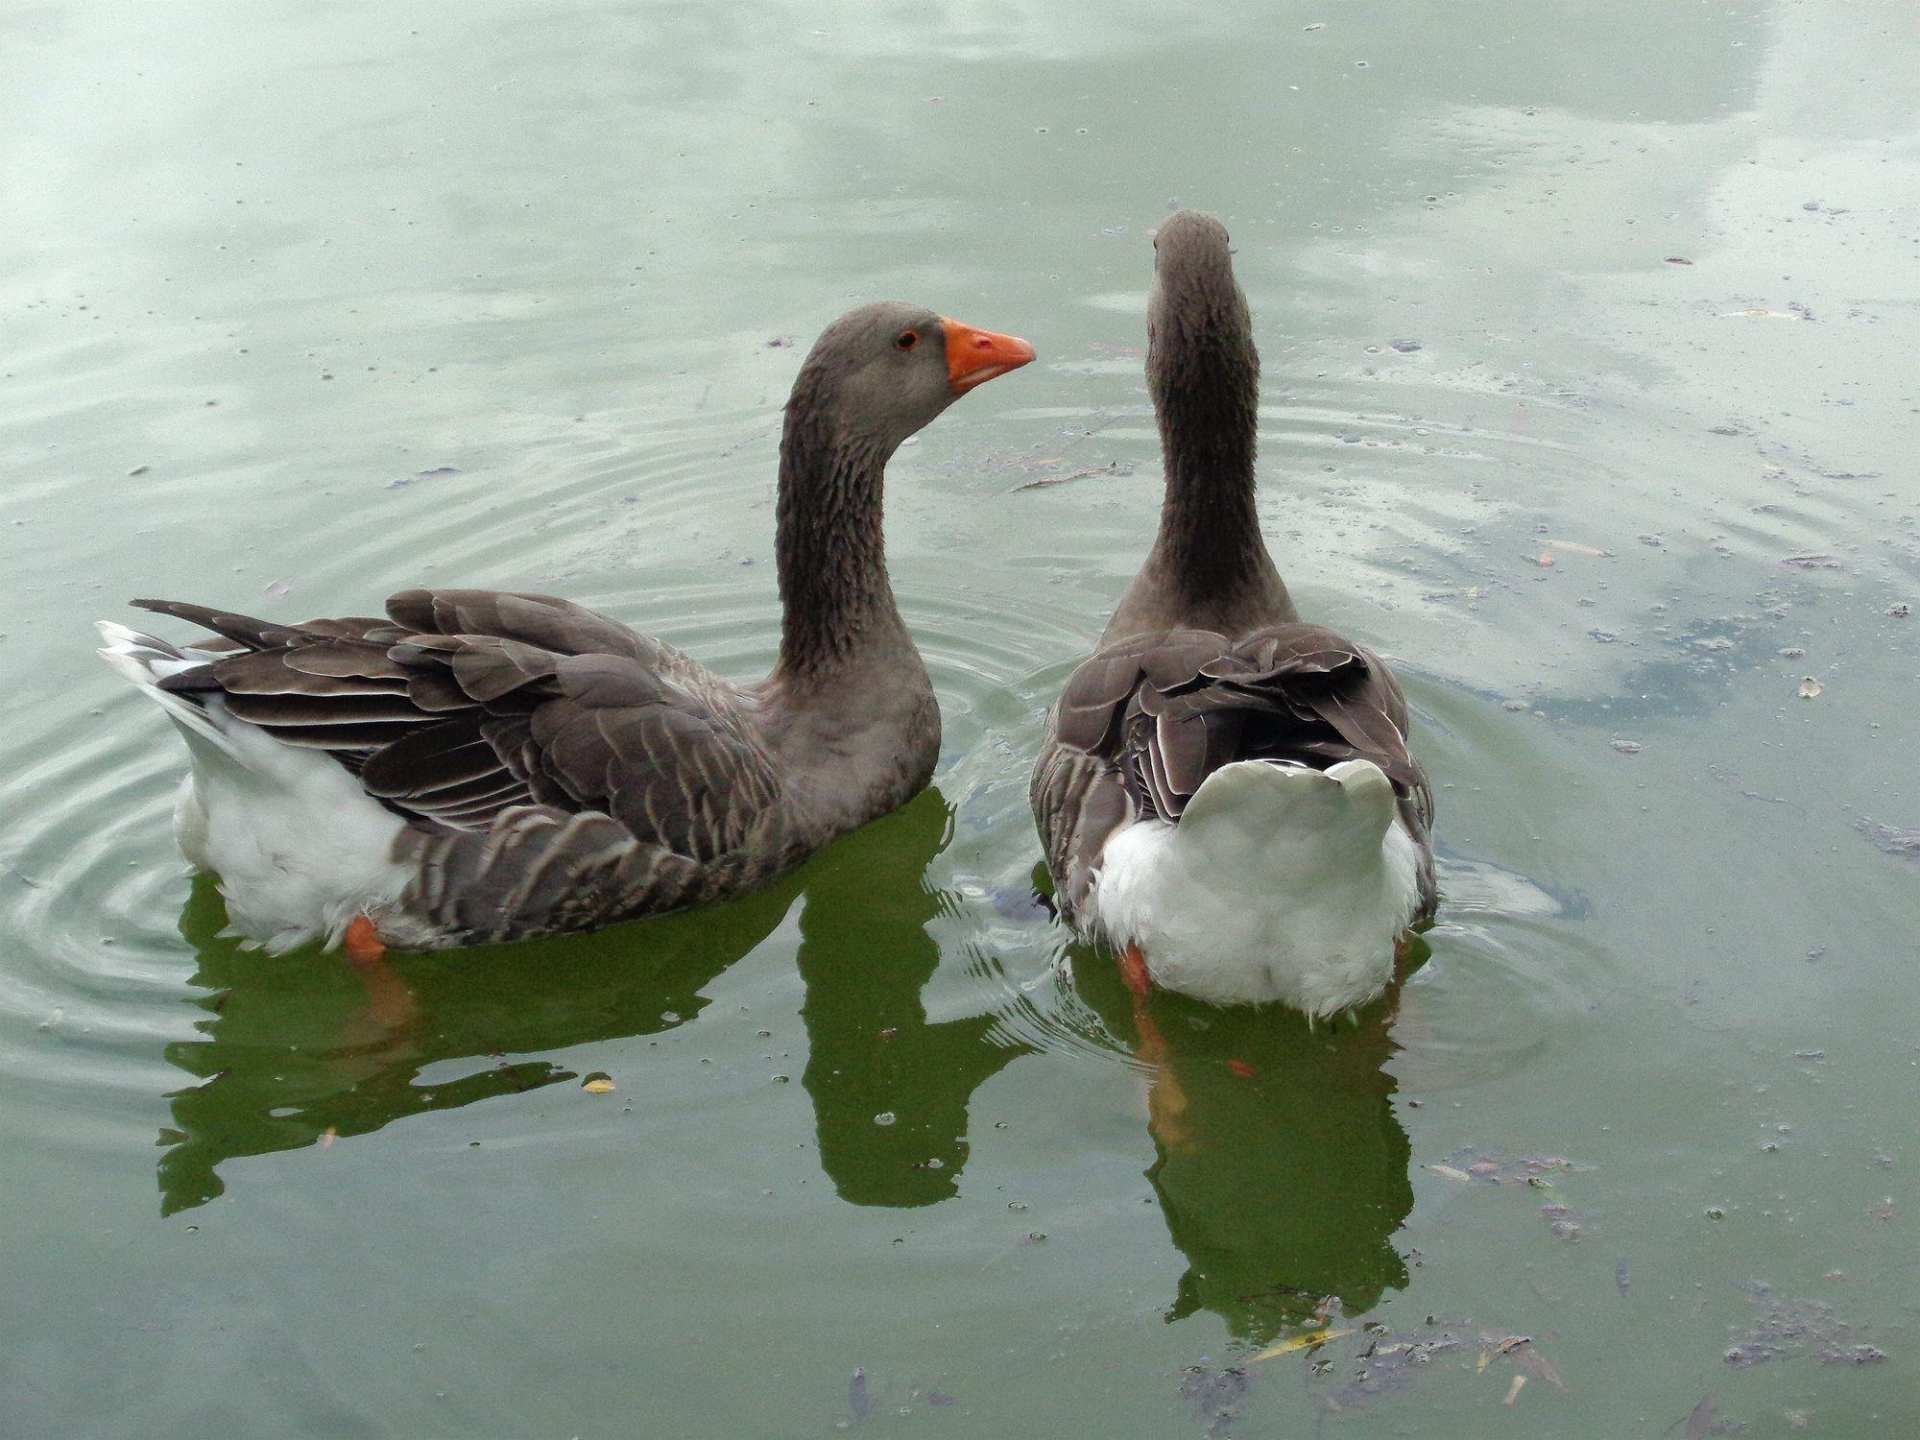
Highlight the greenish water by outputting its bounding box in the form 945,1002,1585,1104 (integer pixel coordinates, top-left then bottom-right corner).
4,1,1917,1435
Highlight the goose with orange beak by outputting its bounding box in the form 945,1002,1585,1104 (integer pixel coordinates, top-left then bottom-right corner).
99,303,1034,959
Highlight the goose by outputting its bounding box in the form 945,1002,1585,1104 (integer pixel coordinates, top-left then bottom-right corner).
99,303,1034,961
1030,213,1434,1016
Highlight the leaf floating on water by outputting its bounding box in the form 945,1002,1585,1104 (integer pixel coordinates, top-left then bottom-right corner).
581,1075,616,1094
1226,1059,1258,1079
1797,676,1823,700
1251,1326,1354,1361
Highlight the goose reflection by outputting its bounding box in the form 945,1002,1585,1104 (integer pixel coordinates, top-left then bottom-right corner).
1069,947,1417,1344
157,789,1023,1216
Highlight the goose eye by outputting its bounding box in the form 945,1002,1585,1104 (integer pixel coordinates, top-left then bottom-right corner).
895,330,919,351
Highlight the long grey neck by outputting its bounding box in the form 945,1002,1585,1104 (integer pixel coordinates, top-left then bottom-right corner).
773,402,905,681
1142,317,1289,617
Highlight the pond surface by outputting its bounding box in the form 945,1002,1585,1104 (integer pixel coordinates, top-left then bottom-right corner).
4,1,1917,1435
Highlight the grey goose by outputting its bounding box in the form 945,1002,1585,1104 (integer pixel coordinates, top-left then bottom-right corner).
1030,213,1435,1015
100,303,1034,960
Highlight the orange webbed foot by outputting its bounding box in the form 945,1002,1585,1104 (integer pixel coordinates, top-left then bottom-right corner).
1120,942,1152,998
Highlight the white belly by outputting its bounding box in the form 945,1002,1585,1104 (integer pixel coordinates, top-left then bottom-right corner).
1084,759,1424,1014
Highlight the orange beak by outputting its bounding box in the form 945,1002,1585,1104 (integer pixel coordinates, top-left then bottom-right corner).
942,318,1036,394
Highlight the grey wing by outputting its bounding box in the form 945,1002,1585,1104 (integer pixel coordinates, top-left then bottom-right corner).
1027,632,1216,924
135,588,783,856
1030,725,1133,923
1034,624,1438,922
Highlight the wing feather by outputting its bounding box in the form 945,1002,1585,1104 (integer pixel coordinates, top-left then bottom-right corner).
133,590,783,856
1032,622,1437,924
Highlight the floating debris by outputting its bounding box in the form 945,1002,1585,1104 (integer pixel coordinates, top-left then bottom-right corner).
1437,1151,1585,1186
1321,1327,1470,1413
1388,338,1423,353
1797,676,1823,700
848,1367,871,1423
1858,820,1920,860
1010,458,1136,493
1179,1362,1250,1438
1610,738,1643,755
1890,603,1911,619
1779,554,1843,570
1725,1283,1881,1369
1664,256,1694,266
1482,1334,1568,1393
581,1075,616,1094
387,465,463,489
1252,1327,1354,1361
1539,1203,1584,1242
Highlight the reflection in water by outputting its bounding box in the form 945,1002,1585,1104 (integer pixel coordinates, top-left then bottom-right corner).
157,790,1022,1216
798,798,1029,1208
1070,950,1415,1344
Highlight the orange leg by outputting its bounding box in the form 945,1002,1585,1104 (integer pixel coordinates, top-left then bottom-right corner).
1123,943,1195,1151
344,914,387,966
339,914,418,1036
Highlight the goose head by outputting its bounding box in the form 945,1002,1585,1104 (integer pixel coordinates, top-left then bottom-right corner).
1146,211,1255,409
790,302,1035,456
